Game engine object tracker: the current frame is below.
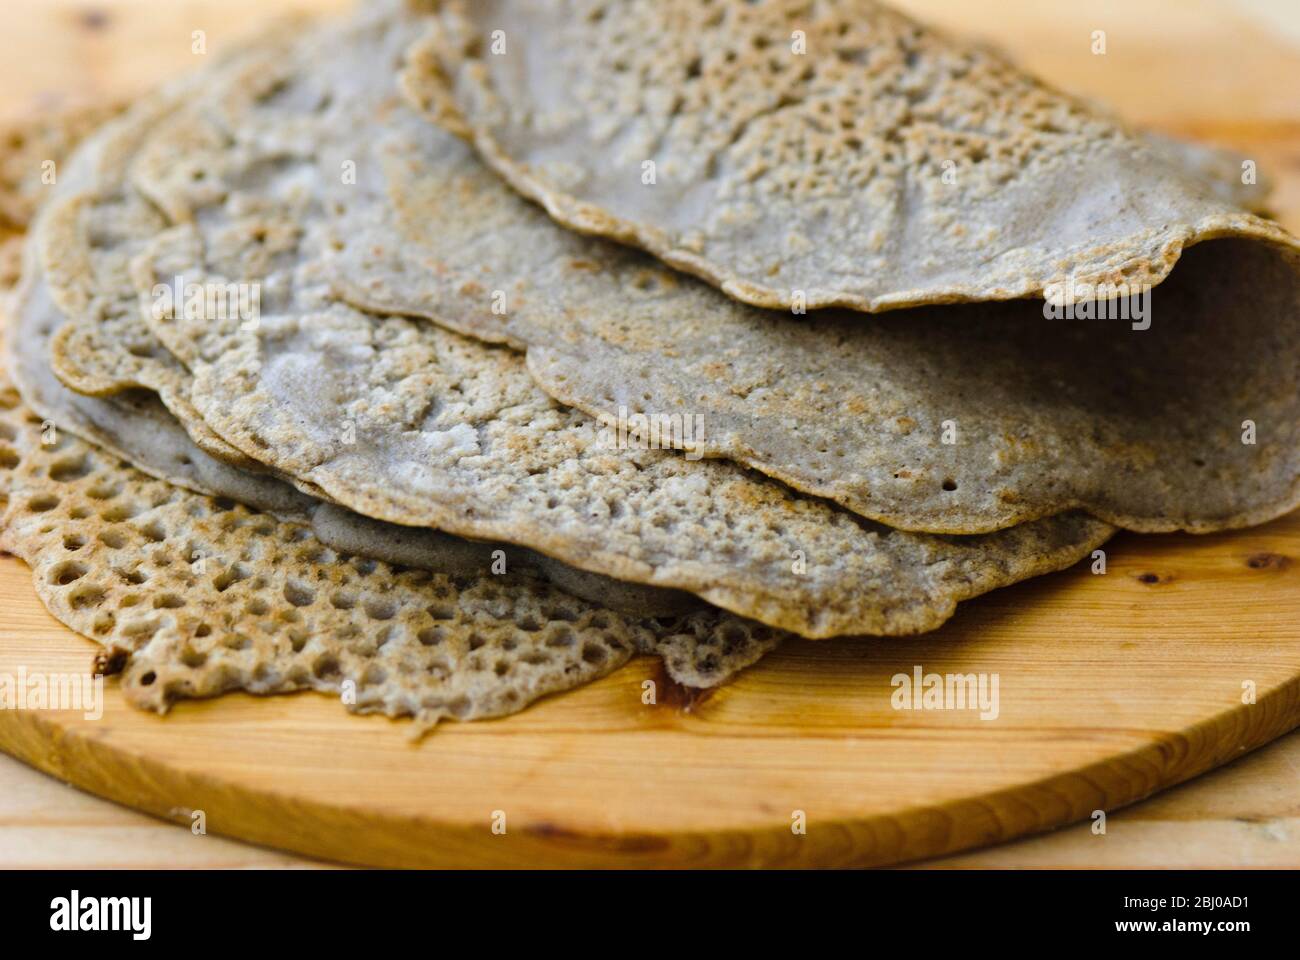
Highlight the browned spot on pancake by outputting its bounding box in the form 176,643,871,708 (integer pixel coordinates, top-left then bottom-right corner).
649,658,716,713
92,644,130,676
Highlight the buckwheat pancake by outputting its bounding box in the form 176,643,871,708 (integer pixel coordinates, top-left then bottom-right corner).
9,74,713,620
414,21,1292,535
12,244,706,618
32,5,1113,640
47,4,1296,542
0,77,772,698
0,100,125,234
0,362,780,725
138,221,1113,639
411,0,1288,312
326,106,1300,535
8,263,317,521
0,92,717,725
9,260,765,679
34,37,306,476
1,102,125,288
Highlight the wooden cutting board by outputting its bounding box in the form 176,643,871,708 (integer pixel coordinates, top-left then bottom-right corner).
1,0,1298,868
2,515,1298,868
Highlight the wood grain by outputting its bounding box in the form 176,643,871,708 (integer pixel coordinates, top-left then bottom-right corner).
0,0,1298,868
2,515,1299,867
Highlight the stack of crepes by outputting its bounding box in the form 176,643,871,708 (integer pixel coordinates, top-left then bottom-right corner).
2,0,1297,731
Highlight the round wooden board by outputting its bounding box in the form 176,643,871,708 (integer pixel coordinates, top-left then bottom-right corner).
1,513,1298,868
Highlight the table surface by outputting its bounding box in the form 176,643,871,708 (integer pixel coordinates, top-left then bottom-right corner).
0,0,1298,869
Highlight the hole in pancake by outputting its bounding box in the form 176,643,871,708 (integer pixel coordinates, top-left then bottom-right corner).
363,597,397,620
283,580,315,607
50,561,87,585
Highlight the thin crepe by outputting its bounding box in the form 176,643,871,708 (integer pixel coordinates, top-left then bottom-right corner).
21,8,712,620
0,103,778,700
48,6,1114,638
0,365,780,725
1,102,124,287
56,5,1298,542
0,91,726,724
8,263,317,521
326,111,1300,535
15,253,705,617
1,100,124,233
413,0,1289,312
35,38,308,478
395,22,1296,535
120,0,1113,641
141,217,1111,638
